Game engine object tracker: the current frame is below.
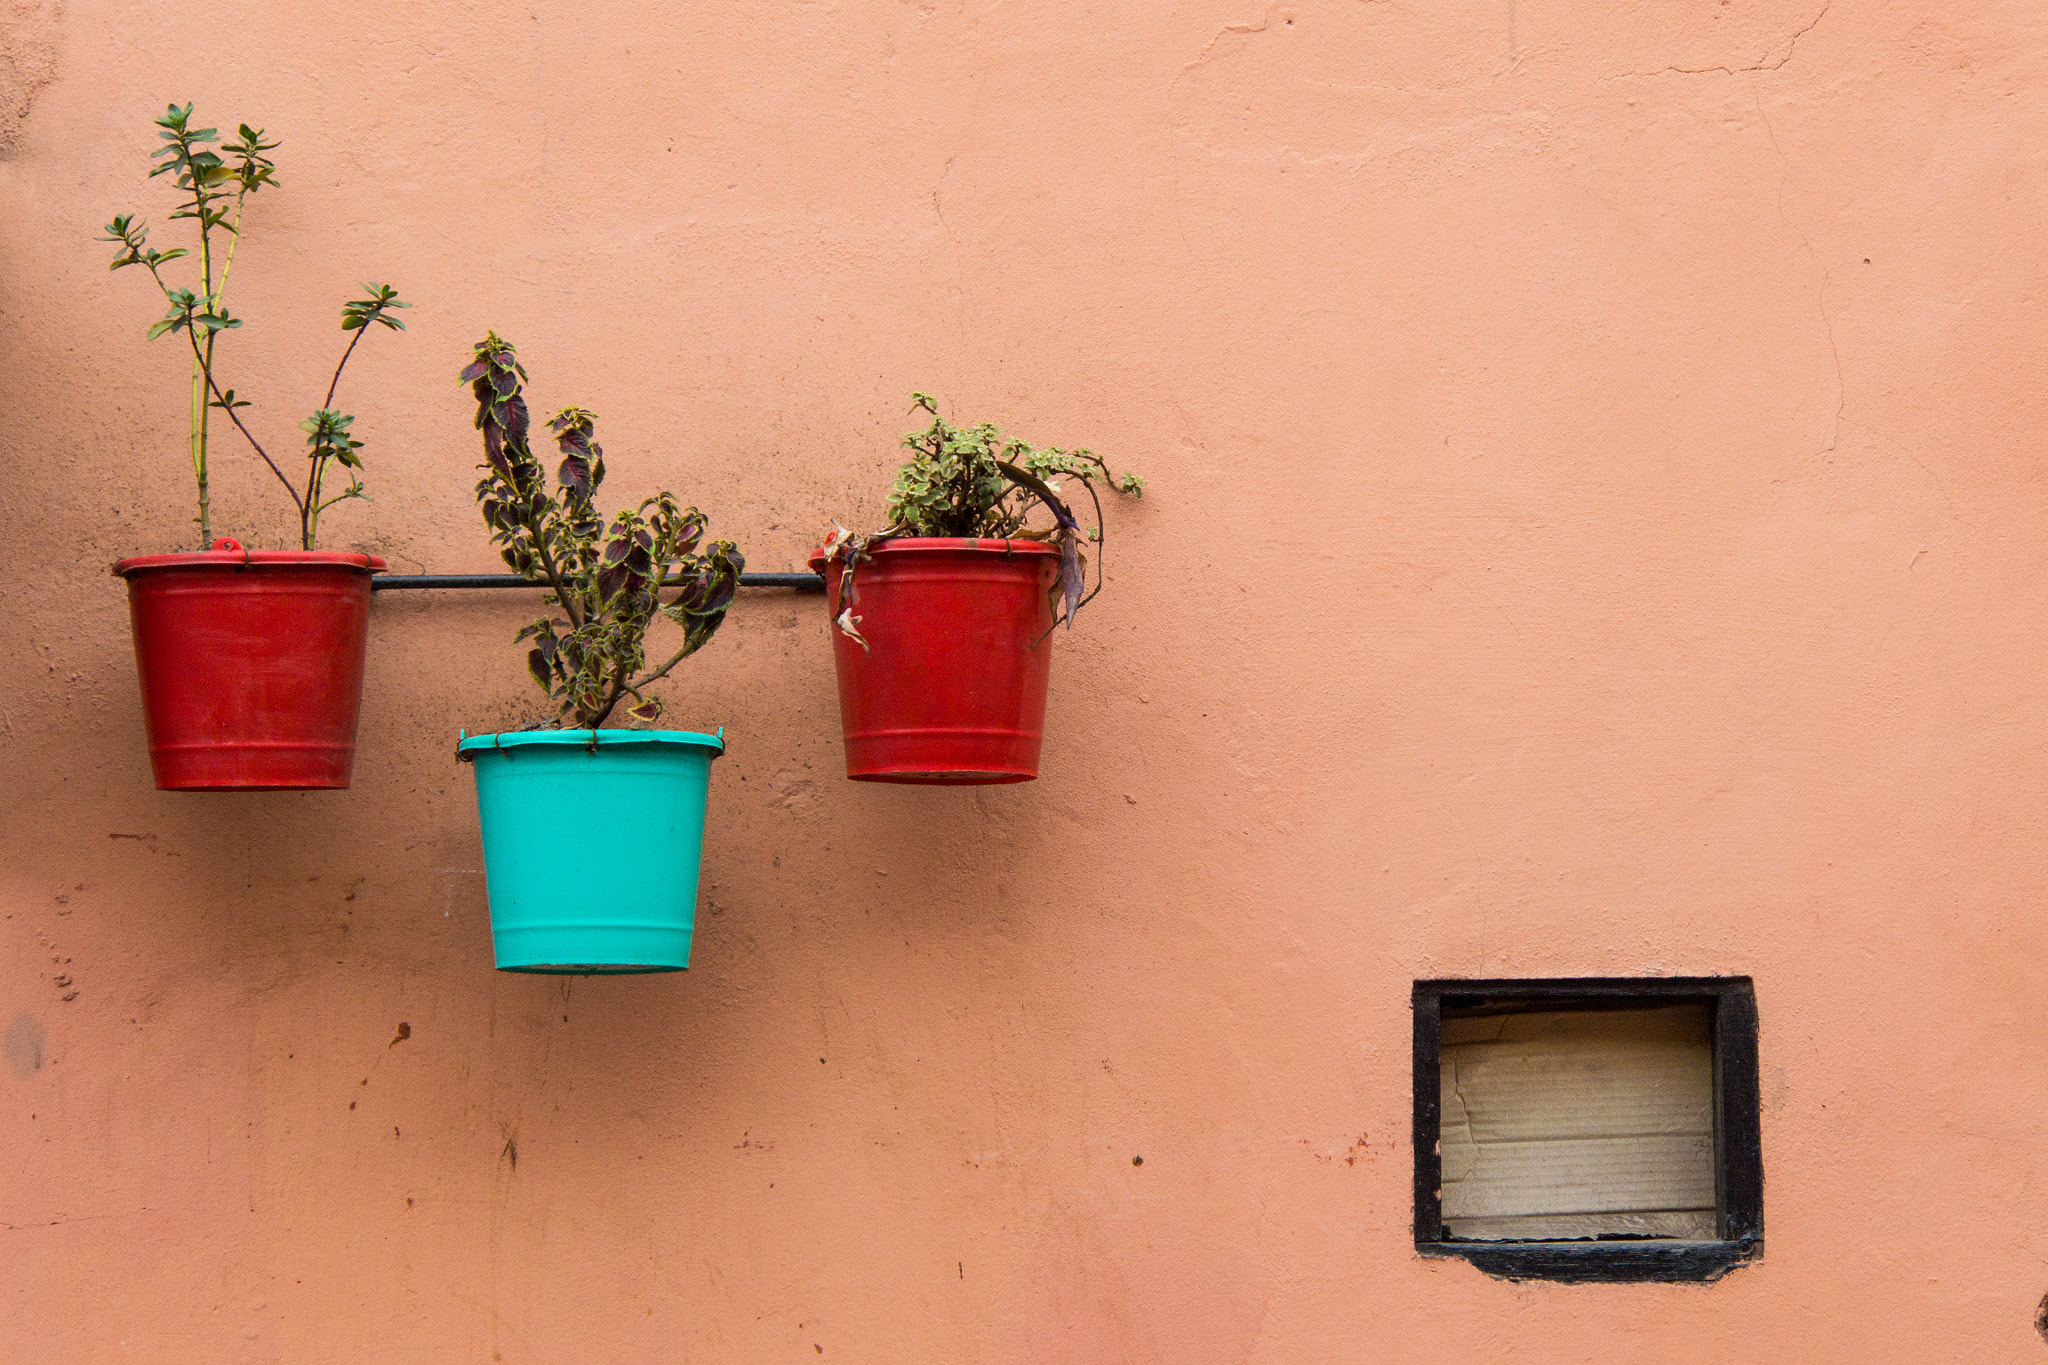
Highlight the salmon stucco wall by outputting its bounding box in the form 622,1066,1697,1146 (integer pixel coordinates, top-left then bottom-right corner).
4,1,2048,1360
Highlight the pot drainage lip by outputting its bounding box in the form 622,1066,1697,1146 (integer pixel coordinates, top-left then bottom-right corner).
499,963,687,975
852,770,1035,784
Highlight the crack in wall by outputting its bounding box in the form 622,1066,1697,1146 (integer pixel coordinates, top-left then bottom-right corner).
928,151,969,350
1607,3,1830,81
0,0,61,159
1182,4,1276,77
1751,92,1848,468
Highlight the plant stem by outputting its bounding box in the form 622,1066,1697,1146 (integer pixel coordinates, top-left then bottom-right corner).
195,177,217,545
634,645,691,693
216,188,247,297
634,614,698,692
301,458,317,549
588,668,629,729
300,318,373,551
189,356,208,544
185,330,305,523
196,188,255,545
324,325,366,410
140,249,205,544
532,538,584,629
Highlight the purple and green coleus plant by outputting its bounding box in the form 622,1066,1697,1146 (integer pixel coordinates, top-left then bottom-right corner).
820,393,1144,647
462,332,743,730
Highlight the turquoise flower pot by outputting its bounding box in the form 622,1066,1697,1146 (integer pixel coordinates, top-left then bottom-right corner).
457,728,724,973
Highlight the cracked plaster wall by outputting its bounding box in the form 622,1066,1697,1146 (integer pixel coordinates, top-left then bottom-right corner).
2,0,2046,1360
0,0,58,157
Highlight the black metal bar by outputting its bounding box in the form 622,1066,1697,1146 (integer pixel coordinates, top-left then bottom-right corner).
371,572,824,592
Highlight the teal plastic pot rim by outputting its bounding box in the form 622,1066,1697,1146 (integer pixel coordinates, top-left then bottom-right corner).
457,727,725,760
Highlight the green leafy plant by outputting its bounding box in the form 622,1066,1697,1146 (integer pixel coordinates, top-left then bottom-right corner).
820,393,1143,644
463,332,744,730
99,103,408,549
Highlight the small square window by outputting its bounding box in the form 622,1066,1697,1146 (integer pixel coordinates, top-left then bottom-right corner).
1412,977,1762,1284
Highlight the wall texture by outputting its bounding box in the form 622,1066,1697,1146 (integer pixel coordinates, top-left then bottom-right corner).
4,1,2046,1359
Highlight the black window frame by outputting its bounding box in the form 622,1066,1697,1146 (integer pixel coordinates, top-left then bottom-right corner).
1412,976,1762,1284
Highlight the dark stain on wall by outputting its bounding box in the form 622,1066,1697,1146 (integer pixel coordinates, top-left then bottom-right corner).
4,1011,46,1076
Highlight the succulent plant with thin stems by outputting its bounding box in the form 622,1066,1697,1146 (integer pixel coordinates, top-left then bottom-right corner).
99,103,407,549
820,393,1144,647
463,333,744,730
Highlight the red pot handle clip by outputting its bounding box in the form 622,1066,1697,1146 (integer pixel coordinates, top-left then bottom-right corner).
212,538,254,569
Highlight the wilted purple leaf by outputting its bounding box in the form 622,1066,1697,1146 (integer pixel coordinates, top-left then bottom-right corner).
1057,526,1083,628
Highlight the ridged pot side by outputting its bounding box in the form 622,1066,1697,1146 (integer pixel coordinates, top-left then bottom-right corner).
112,549,386,791
457,729,725,973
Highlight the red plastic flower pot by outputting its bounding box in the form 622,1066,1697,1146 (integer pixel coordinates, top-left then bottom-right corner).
111,540,386,791
808,537,1058,784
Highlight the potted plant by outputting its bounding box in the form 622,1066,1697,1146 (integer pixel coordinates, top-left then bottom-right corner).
454,332,744,973
810,394,1143,783
101,103,410,790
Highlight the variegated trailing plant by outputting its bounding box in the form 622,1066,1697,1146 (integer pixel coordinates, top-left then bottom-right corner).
99,102,408,549
820,393,1143,647
463,332,744,730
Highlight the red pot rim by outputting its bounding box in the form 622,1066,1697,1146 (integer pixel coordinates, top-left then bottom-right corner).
806,536,1059,572
113,549,388,577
